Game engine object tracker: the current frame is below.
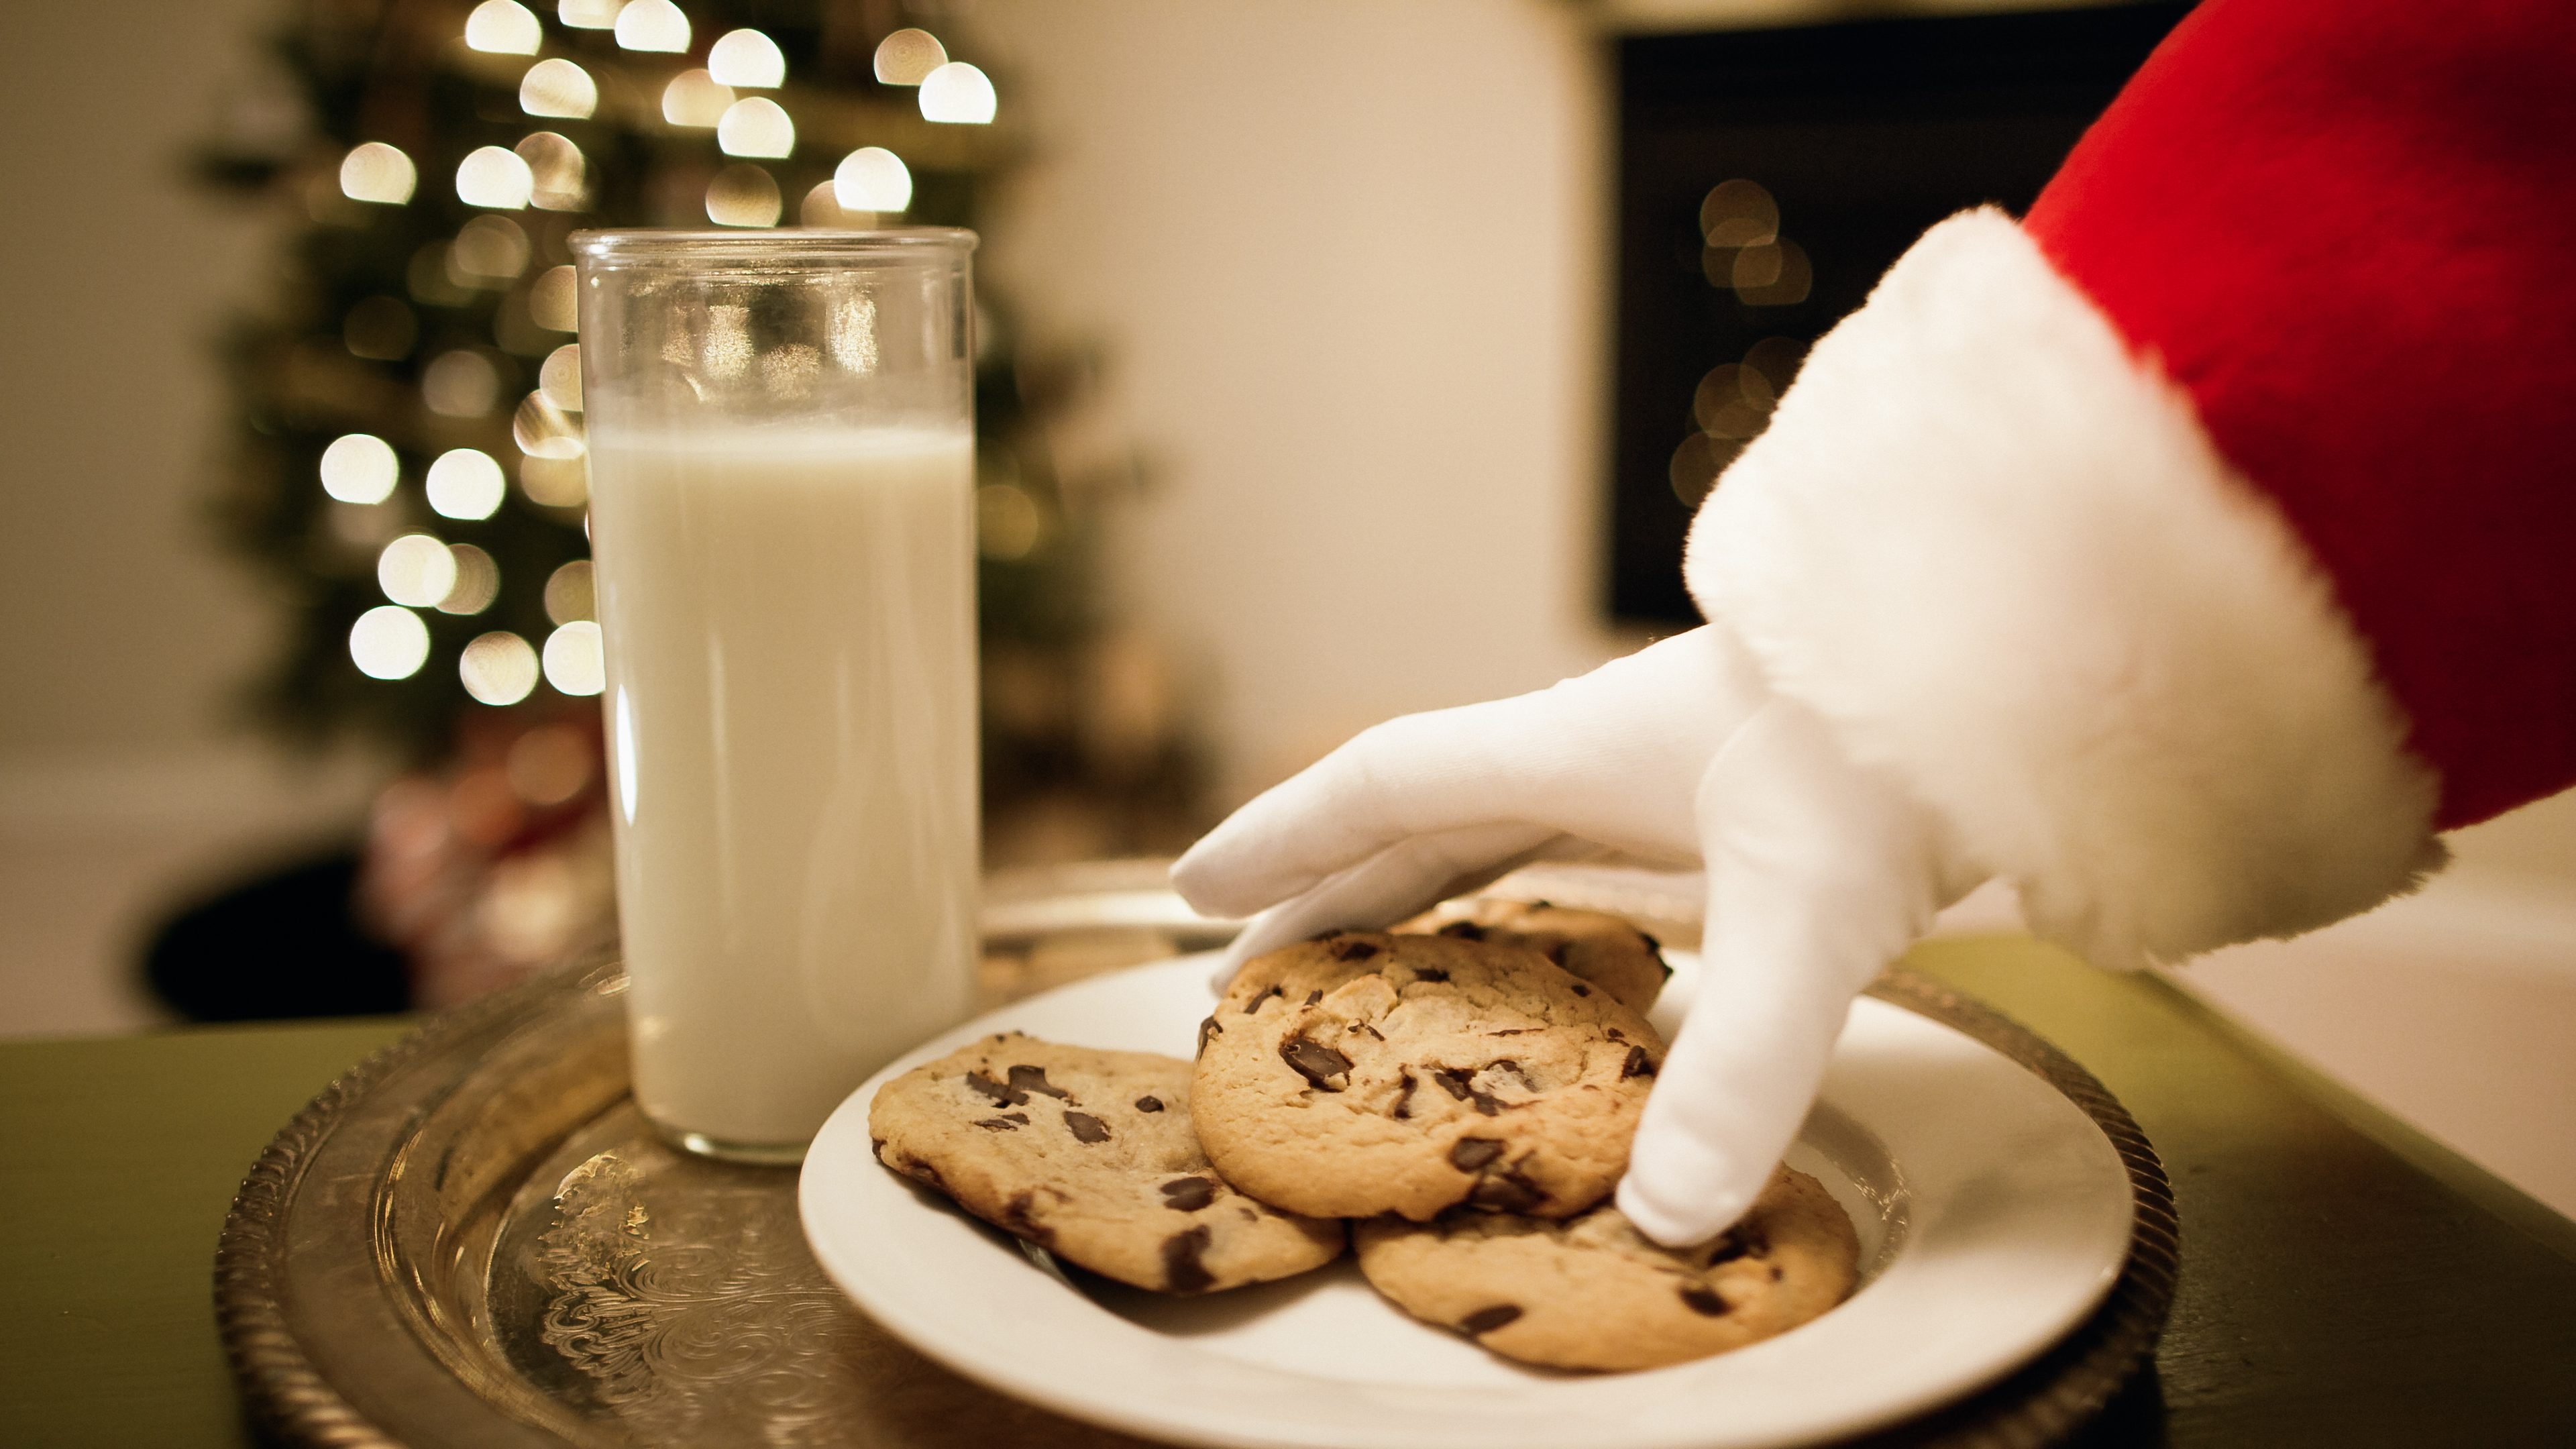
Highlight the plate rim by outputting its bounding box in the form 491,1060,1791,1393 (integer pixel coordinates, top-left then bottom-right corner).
800,957,2179,1449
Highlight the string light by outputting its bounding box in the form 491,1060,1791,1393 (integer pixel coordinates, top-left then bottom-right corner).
521,58,598,119
704,162,782,226
708,29,786,88
427,448,508,519
519,455,588,507
517,132,587,210
350,606,431,680
461,631,541,704
320,434,400,503
515,390,588,458
835,147,912,212
661,70,734,127
558,0,621,28
457,146,534,209
423,350,503,417
613,0,688,52
540,344,582,411
873,28,947,85
918,63,996,124
1699,180,1778,248
439,544,501,614
543,621,606,695
716,97,794,158
447,215,531,283
378,534,460,607
464,0,542,54
529,265,578,331
544,559,596,623
339,143,416,204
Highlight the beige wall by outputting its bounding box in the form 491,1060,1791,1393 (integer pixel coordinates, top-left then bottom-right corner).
974,0,1637,803
0,0,280,761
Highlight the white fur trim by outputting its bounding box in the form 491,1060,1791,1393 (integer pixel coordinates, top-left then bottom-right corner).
1686,209,2442,968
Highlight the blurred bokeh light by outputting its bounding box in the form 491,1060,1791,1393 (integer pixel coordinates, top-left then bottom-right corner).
708,29,786,89
705,162,782,225
835,147,912,213
918,62,996,124
464,0,542,55
873,28,947,85
377,533,459,608
716,97,794,158
320,433,400,504
543,621,605,695
339,143,416,205
427,449,507,520
520,58,599,119
350,606,431,680
461,631,541,706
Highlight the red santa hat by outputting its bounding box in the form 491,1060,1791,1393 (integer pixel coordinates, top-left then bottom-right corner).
1684,0,2576,967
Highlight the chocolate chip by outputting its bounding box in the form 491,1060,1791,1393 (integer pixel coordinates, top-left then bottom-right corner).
1432,1065,1509,1116
1134,1095,1165,1113
1678,1284,1729,1316
1281,1036,1354,1089
1303,989,1323,1006
1160,1176,1218,1212
1391,1070,1417,1120
1410,967,1450,983
973,1112,1030,1131
1438,921,1487,941
1621,1045,1656,1079
1197,1016,1223,1057
1332,938,1383,962
896,1155,945,1188
1162,1224,1216,1293
1357,1023,1385,1040
1468,1172,1544,1213
965,1071,1026,1107
1007,1065,1073,1100
1487,1028,1532,1036
1449,1137,1504,1171
1571,982,1591,997
1063,1110,1110,1143
1604,1027,1625,1042
1246,983,1285,1014
1546,943,1570,966
1458,1304,1522,1335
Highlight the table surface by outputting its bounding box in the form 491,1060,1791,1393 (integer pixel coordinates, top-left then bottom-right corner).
5,934,2574,1449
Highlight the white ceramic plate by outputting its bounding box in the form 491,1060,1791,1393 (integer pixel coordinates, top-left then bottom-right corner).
801,952,2134,1449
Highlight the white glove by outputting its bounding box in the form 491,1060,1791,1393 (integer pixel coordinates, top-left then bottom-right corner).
1169,625,1981,1246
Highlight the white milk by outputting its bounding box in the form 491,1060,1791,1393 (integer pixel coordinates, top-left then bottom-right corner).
587,426,977,1151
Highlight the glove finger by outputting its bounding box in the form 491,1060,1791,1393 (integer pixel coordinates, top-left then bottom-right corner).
1617,700,1951,1248
1206,821,1568,991
1173,629,1761,918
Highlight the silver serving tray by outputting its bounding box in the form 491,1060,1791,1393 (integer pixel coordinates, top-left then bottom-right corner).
217,870,2176,1448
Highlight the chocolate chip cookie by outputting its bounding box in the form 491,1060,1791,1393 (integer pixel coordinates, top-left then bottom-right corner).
869,1033,1346,1293
1395,899,1672,1015
1354,1165,1860,1371
1191,930,1665,1222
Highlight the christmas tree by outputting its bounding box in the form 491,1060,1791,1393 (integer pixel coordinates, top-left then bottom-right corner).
195,0,1200,861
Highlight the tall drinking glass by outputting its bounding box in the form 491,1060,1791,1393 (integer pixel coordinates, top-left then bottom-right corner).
572,230,979,1162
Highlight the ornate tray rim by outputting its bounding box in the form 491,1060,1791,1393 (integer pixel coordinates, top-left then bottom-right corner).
216,926,2178,1449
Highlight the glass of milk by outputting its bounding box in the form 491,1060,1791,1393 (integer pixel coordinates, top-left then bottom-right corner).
570,230,979,1162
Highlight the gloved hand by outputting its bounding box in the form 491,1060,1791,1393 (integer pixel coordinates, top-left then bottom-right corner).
1169,625,1982,1247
